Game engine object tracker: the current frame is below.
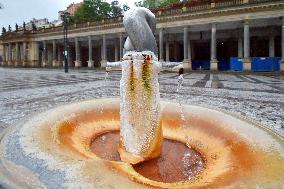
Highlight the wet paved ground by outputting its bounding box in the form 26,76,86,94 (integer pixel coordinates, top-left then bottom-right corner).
0,67,283,136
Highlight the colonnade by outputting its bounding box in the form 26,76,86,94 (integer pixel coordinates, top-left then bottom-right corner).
38,34,124,68
1,42,29,67
157,19,284,70
1,19,284,71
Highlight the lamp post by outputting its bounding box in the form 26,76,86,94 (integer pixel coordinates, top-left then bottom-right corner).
61,12,70,73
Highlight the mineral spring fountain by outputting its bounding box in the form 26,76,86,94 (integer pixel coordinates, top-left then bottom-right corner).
1,8,284,189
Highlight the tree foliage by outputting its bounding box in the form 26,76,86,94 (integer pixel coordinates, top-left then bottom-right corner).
72,0,129,23
135,0,181,9
110,1,122,17
72,0,182,23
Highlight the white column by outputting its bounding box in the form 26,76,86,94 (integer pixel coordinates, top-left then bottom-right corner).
8,43,11,66
2,44,6,66
183,27,191,69
6,44,9,66
101,34,107,67
244,22,250,59
269,36,275,57
75,38,81,67
52,40,57,67
88,36,94,68
238,37,243,58
47,45,52,66
243,20,251,70
42,41,47,67
23,42,27,67
188,38,192,70
210,23,218,70
281,18,284,70
183,27,188,60
166,41,170,62
15,43,19,67
119,33,124,59
30,42,39,67
188,38,192,61
159,29,164,61
103,35,106,60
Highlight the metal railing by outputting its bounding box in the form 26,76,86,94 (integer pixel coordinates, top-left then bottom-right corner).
187,3,211,11
248,0,274,3
215,0,243,8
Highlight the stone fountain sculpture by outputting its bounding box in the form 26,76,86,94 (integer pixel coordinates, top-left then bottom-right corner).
123,7,158,55
107,7,182,164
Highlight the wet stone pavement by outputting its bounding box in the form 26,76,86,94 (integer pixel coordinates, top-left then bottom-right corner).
0,67,283,137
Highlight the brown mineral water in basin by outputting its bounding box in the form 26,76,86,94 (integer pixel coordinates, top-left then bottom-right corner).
53,99,284,188
133,140,204,183
91,131,205,183
91,131,121,161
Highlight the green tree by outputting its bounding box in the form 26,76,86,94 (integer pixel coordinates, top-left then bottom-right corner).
110,1,122,17
160,0,180,7
73,0,110,22
134,1,144,7
135,0,180,8
72,0,129,23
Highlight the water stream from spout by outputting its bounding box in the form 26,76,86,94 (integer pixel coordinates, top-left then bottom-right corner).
104,69,110,87
104,67,111,87
177,74,186,128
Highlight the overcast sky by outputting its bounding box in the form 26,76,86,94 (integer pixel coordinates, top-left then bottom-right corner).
0,0,135,30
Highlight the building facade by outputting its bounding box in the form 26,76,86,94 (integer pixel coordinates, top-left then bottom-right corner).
25,18,51,30
0,0,284,71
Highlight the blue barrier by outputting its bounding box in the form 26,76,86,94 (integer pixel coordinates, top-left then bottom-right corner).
251,57,280,72
229,57,243,71
192,60,210,70
192,57,280,71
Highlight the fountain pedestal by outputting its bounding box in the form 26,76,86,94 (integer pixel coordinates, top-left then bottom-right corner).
118,51,162,164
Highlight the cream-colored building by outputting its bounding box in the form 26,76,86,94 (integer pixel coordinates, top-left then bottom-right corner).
0,44,3,64
0,0,284,71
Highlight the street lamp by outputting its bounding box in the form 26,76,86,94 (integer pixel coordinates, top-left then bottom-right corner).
61,11,70,73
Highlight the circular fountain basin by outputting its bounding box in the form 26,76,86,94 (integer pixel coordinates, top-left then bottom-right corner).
0,98,284,188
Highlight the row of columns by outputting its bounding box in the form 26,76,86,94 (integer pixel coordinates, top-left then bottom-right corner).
157,19,284,70
2,42,28,66
1,20,284,70
40,34,124,68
